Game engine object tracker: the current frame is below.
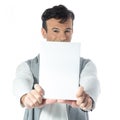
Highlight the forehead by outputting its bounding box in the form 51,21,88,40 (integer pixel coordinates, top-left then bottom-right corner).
46,18,73,29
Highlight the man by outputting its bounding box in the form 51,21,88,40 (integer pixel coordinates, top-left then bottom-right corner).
13,4,100,120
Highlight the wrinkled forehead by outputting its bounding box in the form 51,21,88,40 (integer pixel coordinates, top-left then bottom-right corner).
46,18,73,28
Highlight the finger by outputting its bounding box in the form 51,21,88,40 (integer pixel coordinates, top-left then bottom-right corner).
24,93,40,108
80,98,88,108
37,99,57,108
78,94,92,111
57,99,74,105
71,101,78,108
41,99,57,106
34,84,44,95
76,91,87,105
83,97,92,110
45,99,57,104
76,86,84,98
76,96,85,105
31,90,43,104
24,95,34,108
57,99,65,103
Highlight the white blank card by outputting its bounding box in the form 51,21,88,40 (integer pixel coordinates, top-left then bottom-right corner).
39,41,80,100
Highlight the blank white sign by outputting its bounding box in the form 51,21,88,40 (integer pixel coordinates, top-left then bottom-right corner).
39,41,80,100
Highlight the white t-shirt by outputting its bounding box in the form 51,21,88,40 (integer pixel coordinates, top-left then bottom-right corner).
40,103,68,120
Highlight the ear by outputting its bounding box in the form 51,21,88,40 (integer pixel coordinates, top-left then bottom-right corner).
41,28,47,38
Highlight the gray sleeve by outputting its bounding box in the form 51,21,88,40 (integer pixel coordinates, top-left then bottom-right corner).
13,62,34,101
80,61,101,103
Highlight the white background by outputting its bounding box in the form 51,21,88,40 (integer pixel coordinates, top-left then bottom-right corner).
0,0,120,119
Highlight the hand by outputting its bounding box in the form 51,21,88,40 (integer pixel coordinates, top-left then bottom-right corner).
20,84,57,108
57,86,93,111
75,86,93,111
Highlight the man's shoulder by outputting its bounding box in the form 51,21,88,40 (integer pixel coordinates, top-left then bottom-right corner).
25,54,39,81
80,57,91,73
26,54,39,65
80,57,91,66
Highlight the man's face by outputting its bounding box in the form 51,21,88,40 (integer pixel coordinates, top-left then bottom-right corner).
41,18,73,42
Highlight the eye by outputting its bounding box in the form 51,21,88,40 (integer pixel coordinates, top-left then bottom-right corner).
52,28,59,33
65,28,72,33
65,30,71,33
53,30,59,33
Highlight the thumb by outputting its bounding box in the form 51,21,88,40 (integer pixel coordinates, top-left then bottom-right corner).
76,86,84,97
34,84,44,94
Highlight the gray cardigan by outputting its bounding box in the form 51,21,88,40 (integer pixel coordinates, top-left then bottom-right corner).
23,55,91,120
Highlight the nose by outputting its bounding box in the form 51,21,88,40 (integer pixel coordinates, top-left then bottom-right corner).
59,32,67,41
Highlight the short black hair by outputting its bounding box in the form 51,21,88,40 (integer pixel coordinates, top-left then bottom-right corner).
41,5,75,31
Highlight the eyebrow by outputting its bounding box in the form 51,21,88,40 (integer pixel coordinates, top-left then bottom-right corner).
52,28,59,30
66,28,73,30
52,27,73,30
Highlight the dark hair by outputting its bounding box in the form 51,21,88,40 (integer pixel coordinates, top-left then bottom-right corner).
41,5,75,31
